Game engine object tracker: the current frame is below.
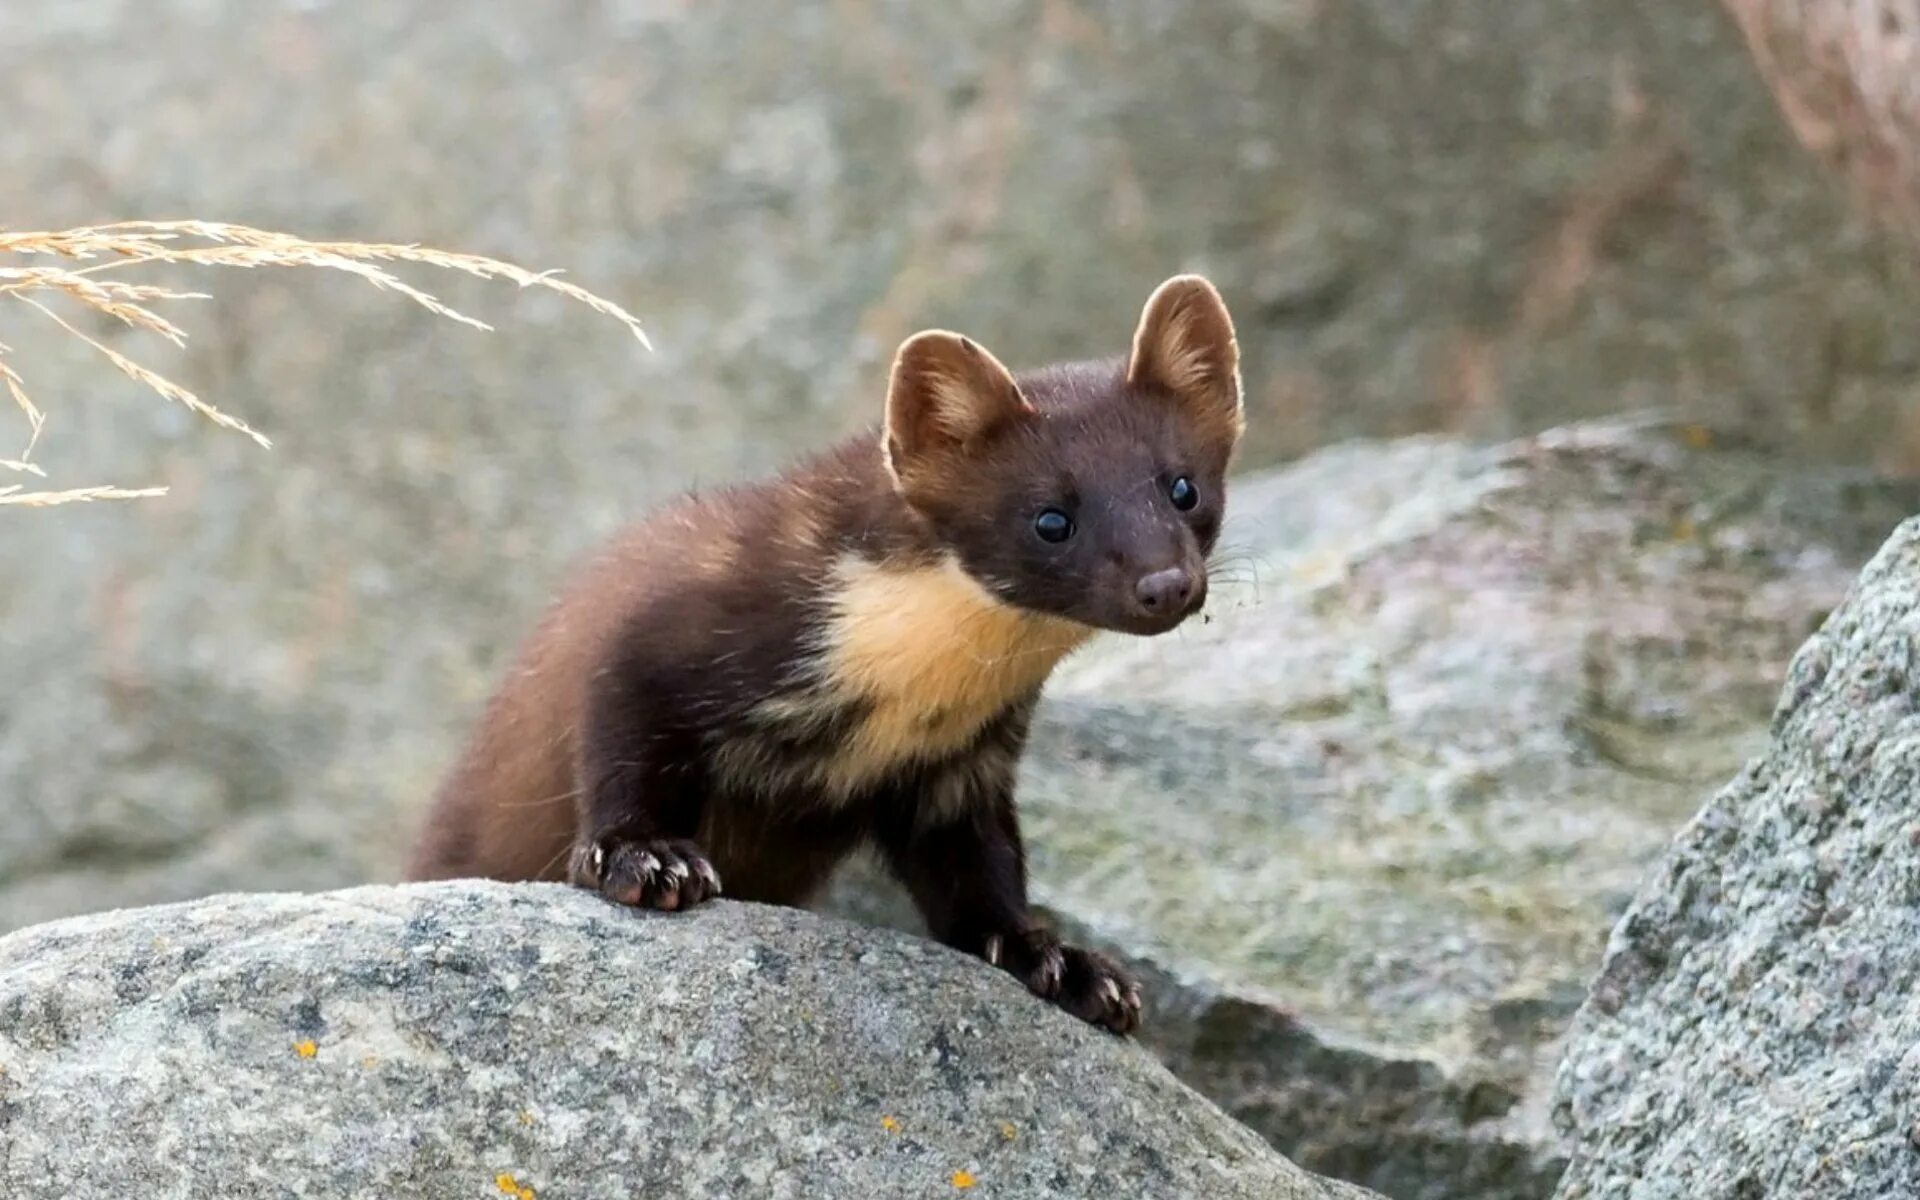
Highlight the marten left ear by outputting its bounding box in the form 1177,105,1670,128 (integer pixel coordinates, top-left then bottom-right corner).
884,330,1035,485
1127,274,1243,447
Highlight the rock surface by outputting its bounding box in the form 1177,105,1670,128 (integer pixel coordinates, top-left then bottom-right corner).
9,5,1920,1197
10,403,1920,1200
821,416,1920,1199
0,881,1378,1200
1550,516,1920,1198
8,0,1920,928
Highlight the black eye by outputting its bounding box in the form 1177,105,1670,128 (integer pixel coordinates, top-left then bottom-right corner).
1169,476,1199,511
1034,508,1075,543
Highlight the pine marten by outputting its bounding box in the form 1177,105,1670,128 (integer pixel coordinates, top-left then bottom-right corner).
407,274,1244,1034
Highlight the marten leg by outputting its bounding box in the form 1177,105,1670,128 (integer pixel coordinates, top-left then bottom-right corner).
875,784,1142,1035
570,673,721,912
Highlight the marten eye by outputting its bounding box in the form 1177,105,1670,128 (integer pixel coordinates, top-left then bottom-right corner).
1169,476,1199,511
1034,508,1075,544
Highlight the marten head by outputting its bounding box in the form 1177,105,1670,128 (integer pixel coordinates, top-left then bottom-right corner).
883,275,1243,637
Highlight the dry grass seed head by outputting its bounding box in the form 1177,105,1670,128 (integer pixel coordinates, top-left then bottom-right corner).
0,220,649,506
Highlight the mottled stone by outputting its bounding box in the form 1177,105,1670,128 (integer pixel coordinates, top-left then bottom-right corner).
1551,516,1920,1199
0,882,1377,1200
6,0,1917,927
7,2,1920,1196
823,417,1920,1199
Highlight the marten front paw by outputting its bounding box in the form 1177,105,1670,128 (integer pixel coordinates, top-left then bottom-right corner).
985,927,1142,1036
571,836,722,911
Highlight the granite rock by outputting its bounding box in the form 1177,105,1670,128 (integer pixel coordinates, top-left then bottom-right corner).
0,881,1380,1200
825,417,1920,1199
8,0,1918,934
1551,515,1920,1198
9,3,1920,1194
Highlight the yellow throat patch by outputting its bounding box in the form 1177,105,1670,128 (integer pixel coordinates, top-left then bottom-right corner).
786,553,1091,795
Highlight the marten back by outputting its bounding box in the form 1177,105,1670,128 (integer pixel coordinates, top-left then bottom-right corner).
407,436,923,886
405,275,1245,1035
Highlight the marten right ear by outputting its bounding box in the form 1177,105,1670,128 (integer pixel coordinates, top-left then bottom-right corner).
1127,275,1243,452
883,331,1034,484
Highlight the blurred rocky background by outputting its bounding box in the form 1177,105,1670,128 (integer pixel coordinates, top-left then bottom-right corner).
7,2,1920,1198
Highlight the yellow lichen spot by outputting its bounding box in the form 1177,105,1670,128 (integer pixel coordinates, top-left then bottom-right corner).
1671,517,1697,543
494,1173,535,1199
951,1169,977,1189
1679,423,1713,450
293,1040,317,1059
518,1109,537,1127
881,1115,901,1134
998,1121,1017,1141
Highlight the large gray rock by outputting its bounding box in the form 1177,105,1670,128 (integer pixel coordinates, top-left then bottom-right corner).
823,417,1920,1199
0,881,1378,1200
1550,517,1920,1198
6,0,1920,924
7,5,1920,1194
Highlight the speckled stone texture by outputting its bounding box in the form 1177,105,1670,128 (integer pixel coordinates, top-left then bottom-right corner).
8,4,1920,1198
9,0,1920,934
10,6,1920,1189
0,882,1378,1200
823,416,1920,1200
1551,516,1920,1198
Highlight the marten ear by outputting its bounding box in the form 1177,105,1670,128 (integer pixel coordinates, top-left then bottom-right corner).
1127,274,1243,448
884,330,1034,480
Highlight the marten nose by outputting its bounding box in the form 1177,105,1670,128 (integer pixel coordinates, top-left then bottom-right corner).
1134,567,1195,615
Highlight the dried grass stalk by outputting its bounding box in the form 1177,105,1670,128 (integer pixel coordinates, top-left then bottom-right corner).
1721,0,1920,239
1,219,650,506
0,484,170,507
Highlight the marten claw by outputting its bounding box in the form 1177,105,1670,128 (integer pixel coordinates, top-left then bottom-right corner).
691,856,723,895
574,836,722,912
988,927,1142,1036
1056,946,1140,1035
1034,944,1066,996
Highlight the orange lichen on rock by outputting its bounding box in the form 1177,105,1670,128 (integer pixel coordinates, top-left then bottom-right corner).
292,1041,317,1059
950,1169,977,1189
494,1172,535,1200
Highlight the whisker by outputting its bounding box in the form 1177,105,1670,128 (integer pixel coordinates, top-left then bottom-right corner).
534,838,580,882
488,784,583,811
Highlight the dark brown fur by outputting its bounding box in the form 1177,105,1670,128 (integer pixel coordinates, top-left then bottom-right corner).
407,276,1244,1034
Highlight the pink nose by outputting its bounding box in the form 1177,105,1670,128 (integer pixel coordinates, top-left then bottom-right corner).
1134,567,1195,615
